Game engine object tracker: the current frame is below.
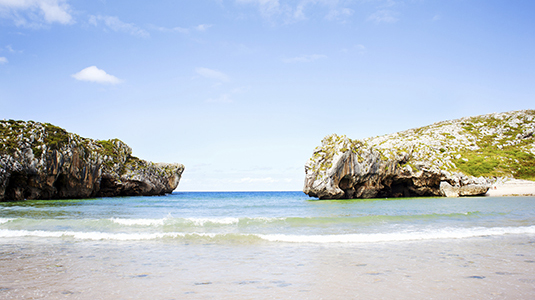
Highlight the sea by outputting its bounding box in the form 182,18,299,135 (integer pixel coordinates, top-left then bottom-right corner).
1,191,534,299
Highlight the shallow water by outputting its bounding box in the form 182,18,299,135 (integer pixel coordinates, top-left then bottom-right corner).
1,192,534,299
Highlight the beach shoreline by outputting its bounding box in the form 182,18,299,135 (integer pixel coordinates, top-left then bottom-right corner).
486,178,535,197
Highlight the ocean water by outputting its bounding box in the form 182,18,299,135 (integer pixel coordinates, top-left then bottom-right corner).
1,192,535,299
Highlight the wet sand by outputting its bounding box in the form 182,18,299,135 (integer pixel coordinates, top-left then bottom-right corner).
1,236,535,299
486,179,535,197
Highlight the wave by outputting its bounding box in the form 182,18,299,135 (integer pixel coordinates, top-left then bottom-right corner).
1,226,534,243
0,206,32,211
0,210,488,228
0,218,15,224
0,212,498,234
0,229,262,243
109,218,167,226
107,213,484,228
108,217,277,228
259,226,535,243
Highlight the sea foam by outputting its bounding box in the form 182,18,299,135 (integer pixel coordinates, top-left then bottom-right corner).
110,218,166,226
0,218,15,224
258,226,535,243
1,225,534,243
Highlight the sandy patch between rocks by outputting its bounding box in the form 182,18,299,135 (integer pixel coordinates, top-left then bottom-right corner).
486,178,535,197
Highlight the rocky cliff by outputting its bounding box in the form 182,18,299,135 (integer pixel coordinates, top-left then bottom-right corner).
0,120,184,201
304,110,535,199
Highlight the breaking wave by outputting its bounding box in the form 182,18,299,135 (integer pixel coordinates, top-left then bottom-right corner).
1,225,534,244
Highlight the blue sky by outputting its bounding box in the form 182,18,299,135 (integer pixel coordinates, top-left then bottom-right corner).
1,0,534,191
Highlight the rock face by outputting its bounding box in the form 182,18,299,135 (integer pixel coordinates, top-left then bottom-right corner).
304,110,535,199
0,120,184,201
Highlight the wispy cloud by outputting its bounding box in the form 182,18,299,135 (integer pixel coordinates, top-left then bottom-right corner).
432,14,441,21
367,10,399,23
205,87,247,104
151,25,189,34
236,0,283,19
171,26,190,34
0,57,7,64
282,54,327,63
206,94,233,104
195,67,230,82
0,0,74,27
236,0,356,24
153,24,213,34
71,66,123,85
325,7,354,21
195,24,212,31
341,44,366,55
89,15,149,38
5,45,16,53
354,44,366,54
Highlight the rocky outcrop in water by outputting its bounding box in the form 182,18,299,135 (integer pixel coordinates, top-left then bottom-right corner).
0,120,184,201
304,110,535,199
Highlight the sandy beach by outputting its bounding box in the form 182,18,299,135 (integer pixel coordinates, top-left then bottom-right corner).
486,178,535,197
2,236,535,299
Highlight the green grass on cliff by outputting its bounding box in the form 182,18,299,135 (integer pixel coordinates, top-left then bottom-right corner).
96,139,120,157
1,120,71,154
1,120,129,167
42,123,70,150
453,111,535,180
454,147,535,180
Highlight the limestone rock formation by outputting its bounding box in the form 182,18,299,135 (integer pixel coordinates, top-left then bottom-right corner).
0,120,184,201
304,110,535,199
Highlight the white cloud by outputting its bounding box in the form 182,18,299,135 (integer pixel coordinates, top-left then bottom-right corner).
89,15,149,38
367,10,399,23
293,2,307,20
195,24,212,31
39,0,71,23
195,67,230,82
432,14,441,21
282,54,327,63
5,45,16,53
0,0,73,26
341,44,366,54
172,26,189,34
152,25,189,34
0,57,7,64
71,66,123,85
152,23,212,34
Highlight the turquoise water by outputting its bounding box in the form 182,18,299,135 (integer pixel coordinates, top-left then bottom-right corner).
1,192,534,244
2,192,535,299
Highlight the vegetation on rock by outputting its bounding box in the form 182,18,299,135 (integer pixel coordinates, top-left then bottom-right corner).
304,110,534,199
0,120,184,201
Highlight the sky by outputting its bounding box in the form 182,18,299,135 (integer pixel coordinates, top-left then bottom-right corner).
1,0,534,191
